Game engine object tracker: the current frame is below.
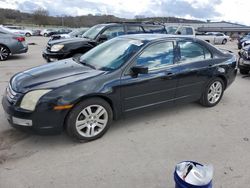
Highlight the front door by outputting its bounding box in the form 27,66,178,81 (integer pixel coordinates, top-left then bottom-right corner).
120,41,179,113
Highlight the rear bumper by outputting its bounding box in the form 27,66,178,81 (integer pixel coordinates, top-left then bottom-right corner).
2,94,68,134
12,43,28,54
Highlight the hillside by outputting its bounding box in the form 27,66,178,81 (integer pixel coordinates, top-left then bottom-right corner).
0,8,205,28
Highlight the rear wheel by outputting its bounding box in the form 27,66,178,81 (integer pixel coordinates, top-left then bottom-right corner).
43,33,48,37
0,45,10,61
240,69,249,75
25,33,31,37
66,98,113,141
200,78,224,107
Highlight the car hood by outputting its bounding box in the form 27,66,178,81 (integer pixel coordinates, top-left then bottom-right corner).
48,37,92,46
11,58,104,93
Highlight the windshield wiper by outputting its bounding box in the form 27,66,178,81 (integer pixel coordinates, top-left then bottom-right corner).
80,60,96,69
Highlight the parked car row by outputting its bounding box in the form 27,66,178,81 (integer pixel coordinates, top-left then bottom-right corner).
42,22,167,62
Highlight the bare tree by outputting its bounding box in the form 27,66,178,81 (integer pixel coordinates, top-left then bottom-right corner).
33,8,49,26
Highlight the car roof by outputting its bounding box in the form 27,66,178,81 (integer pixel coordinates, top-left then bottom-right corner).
118,34,195,42
97,23,164,27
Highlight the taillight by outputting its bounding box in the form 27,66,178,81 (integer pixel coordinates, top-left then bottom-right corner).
13,37,25,42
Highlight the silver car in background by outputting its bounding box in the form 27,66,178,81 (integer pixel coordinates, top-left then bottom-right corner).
0,27,28,61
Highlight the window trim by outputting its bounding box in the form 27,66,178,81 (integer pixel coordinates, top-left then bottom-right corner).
176,41,213,65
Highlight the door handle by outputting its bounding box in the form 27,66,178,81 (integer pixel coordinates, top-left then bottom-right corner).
161,72,175,80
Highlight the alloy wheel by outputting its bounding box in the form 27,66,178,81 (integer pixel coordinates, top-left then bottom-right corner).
207,81,222,104
75,105,108,138
0,46,9,61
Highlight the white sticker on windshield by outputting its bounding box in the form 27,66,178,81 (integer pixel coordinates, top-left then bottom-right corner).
129,40,143,46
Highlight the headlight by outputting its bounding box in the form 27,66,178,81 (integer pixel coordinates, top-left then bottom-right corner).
50,44,64,52
20,90,51,111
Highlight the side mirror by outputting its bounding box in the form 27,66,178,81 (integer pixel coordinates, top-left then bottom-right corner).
98,34,108,42
131,66,148,76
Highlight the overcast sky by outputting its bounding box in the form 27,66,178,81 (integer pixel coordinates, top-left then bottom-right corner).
0,0,249,25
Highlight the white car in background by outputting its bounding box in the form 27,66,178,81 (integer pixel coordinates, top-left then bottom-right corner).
40,28,56,37
205,32,230,44
165,25,229,45
3,25,33,37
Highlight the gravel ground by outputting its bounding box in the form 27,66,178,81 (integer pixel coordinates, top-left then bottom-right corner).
0,37,249,188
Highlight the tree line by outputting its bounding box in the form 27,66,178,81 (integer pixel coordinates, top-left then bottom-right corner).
0,8,204,28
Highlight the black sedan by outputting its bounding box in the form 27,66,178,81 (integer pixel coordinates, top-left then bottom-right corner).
238,44,250,75
2,34,237,141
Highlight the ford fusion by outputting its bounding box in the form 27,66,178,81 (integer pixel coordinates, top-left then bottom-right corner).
2,34,237,141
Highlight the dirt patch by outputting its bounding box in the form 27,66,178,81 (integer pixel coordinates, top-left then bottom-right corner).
0,129,30,151
0,129,31,164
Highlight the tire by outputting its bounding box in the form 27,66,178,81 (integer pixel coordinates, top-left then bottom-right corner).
0,45,10,61
200,78,225,107
240,69,249,75
222,39,227,44
66,98,113,141
25,33,31,37
43,33,48,37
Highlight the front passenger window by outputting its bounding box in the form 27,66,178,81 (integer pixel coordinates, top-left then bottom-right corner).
136,42,174,70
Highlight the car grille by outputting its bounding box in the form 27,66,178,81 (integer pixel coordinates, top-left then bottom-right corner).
6,84,20,105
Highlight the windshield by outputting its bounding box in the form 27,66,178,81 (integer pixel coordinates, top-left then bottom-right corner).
82,25,105,40
79,37,144,71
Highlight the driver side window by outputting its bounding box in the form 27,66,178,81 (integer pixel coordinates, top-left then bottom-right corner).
135,42,174,71
102,26,125,39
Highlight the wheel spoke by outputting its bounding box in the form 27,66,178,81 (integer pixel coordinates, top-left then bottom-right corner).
76,119,87,127
208,93,213,101
86,106,93,115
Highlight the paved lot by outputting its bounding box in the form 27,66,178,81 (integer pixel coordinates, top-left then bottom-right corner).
0,37,250,188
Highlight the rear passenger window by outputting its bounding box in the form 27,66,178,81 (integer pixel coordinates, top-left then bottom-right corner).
177,41,212,63
126,26,143,34
102,26,125,39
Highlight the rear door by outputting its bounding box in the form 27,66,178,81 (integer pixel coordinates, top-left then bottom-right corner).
174,40,214,103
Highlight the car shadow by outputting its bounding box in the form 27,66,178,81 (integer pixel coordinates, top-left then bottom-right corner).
7,55,28,61
109,102,203,133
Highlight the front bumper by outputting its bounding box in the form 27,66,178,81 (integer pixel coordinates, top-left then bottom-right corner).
2,94,68,134
238,57,250,71
42,49,67,62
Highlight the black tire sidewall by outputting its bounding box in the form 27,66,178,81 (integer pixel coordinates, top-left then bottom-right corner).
201,78,225,107
66,98,113,141
240,69,249,75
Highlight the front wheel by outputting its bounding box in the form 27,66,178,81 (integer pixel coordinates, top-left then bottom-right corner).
200,78,225,107
66,98,113,141
222,39,227,44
